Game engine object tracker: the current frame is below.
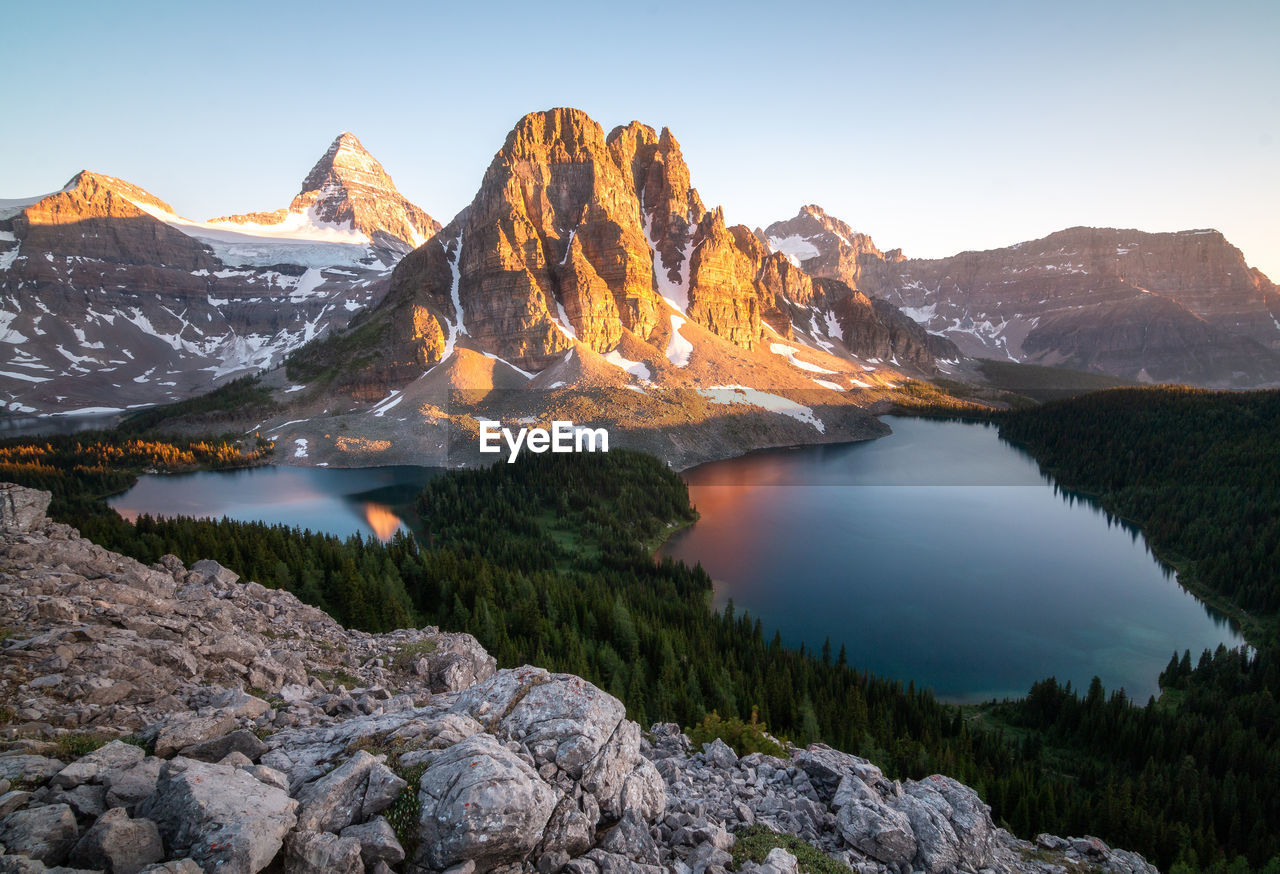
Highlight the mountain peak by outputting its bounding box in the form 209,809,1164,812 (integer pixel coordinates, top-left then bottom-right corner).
282,133,440,249
299,131,390,197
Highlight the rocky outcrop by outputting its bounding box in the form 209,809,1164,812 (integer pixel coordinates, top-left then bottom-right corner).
0,489,494,733
0,484,1159,873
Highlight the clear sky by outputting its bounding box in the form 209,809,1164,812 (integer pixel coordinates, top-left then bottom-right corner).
5,0,1278,278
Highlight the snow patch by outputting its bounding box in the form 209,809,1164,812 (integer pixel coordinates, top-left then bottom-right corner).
823,310,844,342
603,350,651,381
0,370,51,383
293,439,309,458
811,379,844,391
482,351,536,379
666,315,693,367
769,342,837,374
697,384,824,432
370,390,404,417
766,234,821,265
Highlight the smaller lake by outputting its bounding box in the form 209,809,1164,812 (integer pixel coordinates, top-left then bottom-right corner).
110,465,442,542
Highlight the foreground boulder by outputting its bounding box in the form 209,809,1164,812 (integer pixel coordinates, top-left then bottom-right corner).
417,734,558,870
0,803,78,865
136,758,297,874
67,807,163,874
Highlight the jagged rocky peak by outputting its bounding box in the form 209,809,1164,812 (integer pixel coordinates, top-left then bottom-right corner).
763,205,885,291
212,131,440,252
383,107,776,371
608,121,706,288
9,170,216,270
384,107,669,370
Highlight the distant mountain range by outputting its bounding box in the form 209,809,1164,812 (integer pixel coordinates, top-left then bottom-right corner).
3,108,1277,462
763,206,1280,386
0,133,436,415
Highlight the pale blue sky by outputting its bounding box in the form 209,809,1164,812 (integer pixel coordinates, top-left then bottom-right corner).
4,0,1277,278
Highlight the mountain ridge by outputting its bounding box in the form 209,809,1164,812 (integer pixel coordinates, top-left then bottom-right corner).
763,208,1280,386
0,134,438,417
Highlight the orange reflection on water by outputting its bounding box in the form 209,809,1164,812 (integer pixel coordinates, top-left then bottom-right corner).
363,503,403,541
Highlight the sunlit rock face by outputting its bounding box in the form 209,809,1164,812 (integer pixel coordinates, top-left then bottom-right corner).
379,108,954,375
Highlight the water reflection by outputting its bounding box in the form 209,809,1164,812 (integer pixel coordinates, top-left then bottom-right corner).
110,465,441,544
662,415,1243,703
362,503,405,541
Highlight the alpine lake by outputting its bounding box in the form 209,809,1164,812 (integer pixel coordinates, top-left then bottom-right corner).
108,415,1241,703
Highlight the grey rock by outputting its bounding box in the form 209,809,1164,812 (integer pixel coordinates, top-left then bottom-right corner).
836,796,917,865
283,830,363,874
186,559,239,588
912,774,996,869
178,728,269,763
136,757,297,874
293,750,381,833
137,862,203,874
739,847,799,874
242,764,289,791
0,790,33,817
1036,833,1070,851
585,849,667,874
53,783,106,821
362,761,407,819
0,857,100,874
894,788,959,874
339,816,405,866
50,741,145,790
536,849,571,874
597,815,661,864
702,738,738,770
416,733,556,871
207,688,272,720
0,756,66,785
67,807,163,874
0,803,79,865
152,712,236,759
0,484,50,533
102,758,162,812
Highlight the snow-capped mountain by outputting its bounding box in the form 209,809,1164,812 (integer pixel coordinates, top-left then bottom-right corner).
763,208,1280,387
0,134,438,416
256,109,959,469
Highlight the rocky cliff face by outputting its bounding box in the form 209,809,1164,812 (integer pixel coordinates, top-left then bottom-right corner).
371,109,951,374
0,483,1158,874
0,135,437,416
767,208,1280,387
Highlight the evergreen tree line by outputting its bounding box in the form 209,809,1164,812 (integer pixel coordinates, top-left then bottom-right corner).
990,387,1280,870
